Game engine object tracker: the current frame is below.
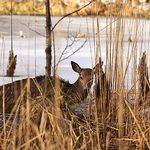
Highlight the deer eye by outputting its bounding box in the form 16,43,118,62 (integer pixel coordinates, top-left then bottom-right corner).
80,76,83,80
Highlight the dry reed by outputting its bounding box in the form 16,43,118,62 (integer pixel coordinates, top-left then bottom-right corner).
0,4,150,150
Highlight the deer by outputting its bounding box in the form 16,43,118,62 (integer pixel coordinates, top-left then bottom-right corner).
0,61,94,113
61,61,94,109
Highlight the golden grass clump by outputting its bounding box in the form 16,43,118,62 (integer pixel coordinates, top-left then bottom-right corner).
76,1,106,16
1,51,150,149
0,5,150,149
1,0,150,18
0,0,45,15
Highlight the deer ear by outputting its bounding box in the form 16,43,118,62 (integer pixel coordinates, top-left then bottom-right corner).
71,61,82,73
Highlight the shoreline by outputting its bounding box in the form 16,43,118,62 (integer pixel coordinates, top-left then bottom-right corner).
0,1,150,19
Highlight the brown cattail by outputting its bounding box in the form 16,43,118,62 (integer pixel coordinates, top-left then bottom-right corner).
6,50,17,77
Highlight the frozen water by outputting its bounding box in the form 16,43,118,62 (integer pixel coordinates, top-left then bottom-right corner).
0,16,150,86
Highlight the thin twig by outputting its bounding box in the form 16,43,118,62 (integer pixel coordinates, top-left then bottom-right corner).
58,38,87,63
20,22,45,37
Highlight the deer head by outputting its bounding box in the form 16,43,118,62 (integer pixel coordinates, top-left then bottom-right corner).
71,61,93,94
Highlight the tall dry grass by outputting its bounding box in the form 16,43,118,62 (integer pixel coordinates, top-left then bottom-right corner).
0,5,150,150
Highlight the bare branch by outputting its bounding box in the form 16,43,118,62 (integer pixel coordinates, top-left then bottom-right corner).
52,0,94,31
58,38,87,64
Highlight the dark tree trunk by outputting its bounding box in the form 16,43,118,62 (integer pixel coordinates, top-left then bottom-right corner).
45,0,52,92
45,0,52,76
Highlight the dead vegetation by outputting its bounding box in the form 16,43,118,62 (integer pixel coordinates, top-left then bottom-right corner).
6,50,17,77
1,0,150,18
0,51,150,149
0,1,150,149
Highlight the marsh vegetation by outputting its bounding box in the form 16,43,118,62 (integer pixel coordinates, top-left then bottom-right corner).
0,1,150,150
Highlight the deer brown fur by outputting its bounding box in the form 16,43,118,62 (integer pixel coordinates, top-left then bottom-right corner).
0,61,94,113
